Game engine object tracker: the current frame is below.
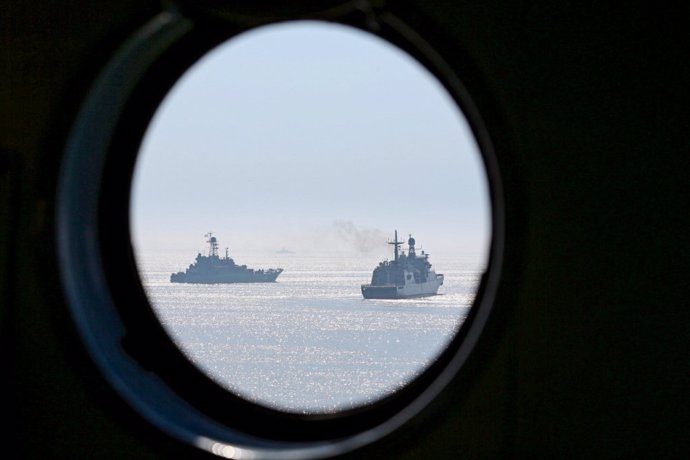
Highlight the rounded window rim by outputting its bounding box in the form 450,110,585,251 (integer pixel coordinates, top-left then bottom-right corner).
56,6,505,459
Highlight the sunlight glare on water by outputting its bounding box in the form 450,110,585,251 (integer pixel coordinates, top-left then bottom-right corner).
137,252,482,413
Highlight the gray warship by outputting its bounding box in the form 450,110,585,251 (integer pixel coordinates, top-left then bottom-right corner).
361,231,444,299
170,233,283,284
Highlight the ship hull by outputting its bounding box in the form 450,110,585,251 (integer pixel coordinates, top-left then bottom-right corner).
361,277,442,299
361,285,400,299
170,270,282,284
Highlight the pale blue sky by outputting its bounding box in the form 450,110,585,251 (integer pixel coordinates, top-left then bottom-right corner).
131,21,491,256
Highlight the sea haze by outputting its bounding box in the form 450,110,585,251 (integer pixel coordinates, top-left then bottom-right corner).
137,252,483,413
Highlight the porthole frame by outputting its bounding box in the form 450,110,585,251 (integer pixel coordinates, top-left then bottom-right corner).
56,3,505,458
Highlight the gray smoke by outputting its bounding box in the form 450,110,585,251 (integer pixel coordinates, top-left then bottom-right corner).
332,220,387,253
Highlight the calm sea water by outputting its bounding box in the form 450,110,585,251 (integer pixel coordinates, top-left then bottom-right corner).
136,252,483,414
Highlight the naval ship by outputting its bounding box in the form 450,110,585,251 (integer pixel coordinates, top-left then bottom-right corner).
361,231,444,299
170,233,283,284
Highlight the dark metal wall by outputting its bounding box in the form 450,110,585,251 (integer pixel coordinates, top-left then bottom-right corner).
2,1,688,458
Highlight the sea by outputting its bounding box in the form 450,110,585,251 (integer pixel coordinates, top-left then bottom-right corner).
136,252,483,414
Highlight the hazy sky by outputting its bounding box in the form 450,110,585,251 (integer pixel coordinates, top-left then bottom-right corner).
131,21,491,257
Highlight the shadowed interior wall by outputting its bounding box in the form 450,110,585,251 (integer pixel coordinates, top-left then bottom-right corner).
1,1,688,458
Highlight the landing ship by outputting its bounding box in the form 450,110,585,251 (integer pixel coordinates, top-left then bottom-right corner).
361,231,443,299
170,233,283,283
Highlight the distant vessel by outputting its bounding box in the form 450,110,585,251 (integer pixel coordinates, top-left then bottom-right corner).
361,231,444,299
170,233,283,284
275,248,295,254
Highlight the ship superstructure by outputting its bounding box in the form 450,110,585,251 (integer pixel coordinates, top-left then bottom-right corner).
361,231,444,299
170,233,283,284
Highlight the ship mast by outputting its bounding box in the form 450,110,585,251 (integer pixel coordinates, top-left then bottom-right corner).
388,230,403,262
205,232,219,258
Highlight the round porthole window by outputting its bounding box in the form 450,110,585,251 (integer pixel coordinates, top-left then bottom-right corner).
57,6,503,459
131,20,492,414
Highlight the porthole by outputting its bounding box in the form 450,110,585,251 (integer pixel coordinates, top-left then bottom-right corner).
57,5,504,459
131,20,492,414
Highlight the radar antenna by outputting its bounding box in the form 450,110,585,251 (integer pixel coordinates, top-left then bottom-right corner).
205,232,219,258
408,234,416,257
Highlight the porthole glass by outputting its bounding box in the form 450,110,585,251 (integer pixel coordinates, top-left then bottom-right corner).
130,20,491,414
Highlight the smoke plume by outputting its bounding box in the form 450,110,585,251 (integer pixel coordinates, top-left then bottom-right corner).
332,220,387,253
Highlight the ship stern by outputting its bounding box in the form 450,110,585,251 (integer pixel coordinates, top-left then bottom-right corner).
361,284,400,299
